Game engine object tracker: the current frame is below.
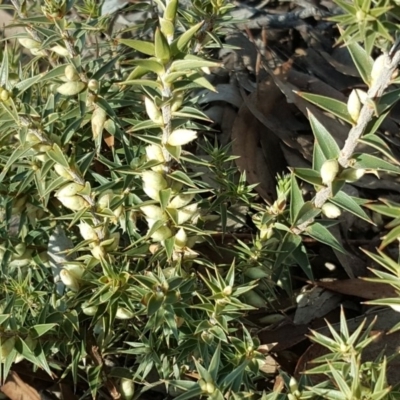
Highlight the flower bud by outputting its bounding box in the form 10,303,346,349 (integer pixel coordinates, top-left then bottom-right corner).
91,245,106,260
145,144,165,163
168,193,194,209
144,96,163,124
51,45,69,57
120,378,135,400
92,106,107,139
54,164,73,180
167,129,197,146
97,190,114,210
320,159,339,185
223,285,232,296
370,54,387,87
347,89,361,123
206,382,215,394
175,203,198,224
339,168,365,182
18,37,40,49
60,269,79,291
321,203,341,219
115,307,134,320
64,65,79,81
174,228,187,248
57,81,86,96
0,90,10,102
88,79,99,91
79,221,98,241
56,182,85,197
58,195,89,211
142,171,167,191
140,205,166,221
199,379,207,392
64,263,85,279
150,225,173,242
170,92,184,113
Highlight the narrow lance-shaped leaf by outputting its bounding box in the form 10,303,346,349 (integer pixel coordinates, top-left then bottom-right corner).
296,93,352,124
308,110,341,161
306,222,346,253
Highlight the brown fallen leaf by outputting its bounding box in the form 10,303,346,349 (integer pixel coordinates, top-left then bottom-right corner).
311,278,398,300
0,371,41,400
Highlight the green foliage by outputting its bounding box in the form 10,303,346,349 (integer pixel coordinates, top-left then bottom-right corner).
1,0,400,398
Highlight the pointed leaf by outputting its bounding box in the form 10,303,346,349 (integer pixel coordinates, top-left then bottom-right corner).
306,222,346,253
296,94,352,124
309,111,341,160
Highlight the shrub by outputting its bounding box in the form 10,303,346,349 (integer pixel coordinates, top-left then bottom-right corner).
1,0,400,399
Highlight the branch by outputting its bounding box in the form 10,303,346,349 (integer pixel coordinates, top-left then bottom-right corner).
293,50,400,234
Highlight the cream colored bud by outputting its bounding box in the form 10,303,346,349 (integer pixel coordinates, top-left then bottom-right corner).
115,307,134,320
92,106,107,139
54,164,73,180
174,228,187,248
0,337,15,362
142,171,167,190
223,286,232,296
51,45,69,57
60,269,79,291
91,245,106,260
65,65,80,81
320,159,339,185
58,195,89,211
347,89,361,123
113,205,123,220
199,379,207,392
65,263,85,279
167,129,197,146
145,144,165,163
120,378,135,400
289,377,299,392
56,182,85,197
140,205,166,221
18,37,40,49
175,203,198,224
339,168,365,182
144,96,163,124
57,81,86,96
88,79,99,91
370,54,387,87
168,193,194,209
0,90,10,102
150,225,173,242
97,190,114,210
171,92,184,112
206,382,215,394
143,186,160,201
79,221,98,241
321,203,341,219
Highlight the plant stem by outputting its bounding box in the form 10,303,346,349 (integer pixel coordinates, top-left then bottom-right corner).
293,50,400,234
